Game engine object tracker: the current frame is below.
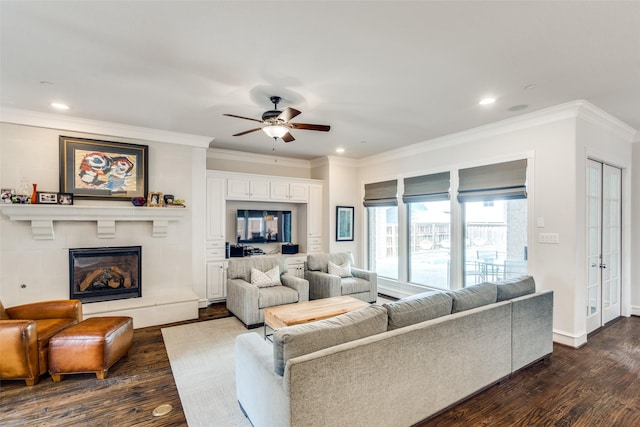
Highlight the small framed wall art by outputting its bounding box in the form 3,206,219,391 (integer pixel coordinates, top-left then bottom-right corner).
336,206,354,241
58,192,74,205
59,136,148,201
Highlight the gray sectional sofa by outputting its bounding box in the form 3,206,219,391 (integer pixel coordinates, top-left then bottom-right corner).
235,276,553,427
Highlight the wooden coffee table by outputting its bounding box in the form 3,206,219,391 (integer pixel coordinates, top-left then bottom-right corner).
263,296,370,340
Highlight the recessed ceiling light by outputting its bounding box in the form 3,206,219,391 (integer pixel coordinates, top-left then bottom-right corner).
336,147,345,154
50,102,70,110
479,97,496,105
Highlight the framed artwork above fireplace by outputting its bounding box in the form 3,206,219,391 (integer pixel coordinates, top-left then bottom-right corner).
59,136,148,201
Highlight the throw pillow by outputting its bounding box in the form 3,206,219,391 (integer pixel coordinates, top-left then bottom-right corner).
250,266,281,288
328,260,352,278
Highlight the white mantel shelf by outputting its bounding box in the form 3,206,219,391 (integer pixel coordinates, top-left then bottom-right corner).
0,204,187,240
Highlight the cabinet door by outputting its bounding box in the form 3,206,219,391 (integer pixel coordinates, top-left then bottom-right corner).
270,182,290,201
308,184,323,237
250,180,270,199
206,175,226,240
207,261,227,300
227,178,251,200
288,182,309,202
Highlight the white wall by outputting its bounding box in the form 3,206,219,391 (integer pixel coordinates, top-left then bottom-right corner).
207,148,311,179
632,142,640,316
0,122,207,308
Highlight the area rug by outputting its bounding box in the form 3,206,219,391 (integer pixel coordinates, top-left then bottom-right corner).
161,317,254,427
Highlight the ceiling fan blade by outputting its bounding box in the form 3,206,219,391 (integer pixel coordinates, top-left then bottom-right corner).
282,132,295,143
223,113,264,124
290,123,331,132
278,108,302,122
232,127,263,137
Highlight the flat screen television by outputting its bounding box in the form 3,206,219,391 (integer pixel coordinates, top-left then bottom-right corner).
236,210,292,244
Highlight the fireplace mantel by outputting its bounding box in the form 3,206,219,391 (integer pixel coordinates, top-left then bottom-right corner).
0,204,187,239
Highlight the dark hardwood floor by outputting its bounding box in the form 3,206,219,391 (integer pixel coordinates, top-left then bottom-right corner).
1,305,638,427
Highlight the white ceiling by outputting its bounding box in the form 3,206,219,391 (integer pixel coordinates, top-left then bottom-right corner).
1,1,639,160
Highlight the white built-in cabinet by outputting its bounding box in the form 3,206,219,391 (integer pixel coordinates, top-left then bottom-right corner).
227,177,270,200
270,181,308,202
206,174,228,301
205,170,324,302
286,255,307,279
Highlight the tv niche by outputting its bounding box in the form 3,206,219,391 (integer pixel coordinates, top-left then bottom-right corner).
236,210,292,244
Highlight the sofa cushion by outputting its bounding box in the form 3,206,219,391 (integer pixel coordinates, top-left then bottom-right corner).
383,291,453,330
496,276,536,301
227,256,288,282
272,304,388,376
328,261,352,278
258,286,300,309
449,282,497,313
340,277,372,295
251,266,281,288
307,253,354,273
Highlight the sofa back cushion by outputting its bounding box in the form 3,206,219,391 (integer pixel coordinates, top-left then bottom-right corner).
273,304,388,376
227,256,288,283
496,275,536,301
307,253,354,273
383,291,453,330
449,282,497,313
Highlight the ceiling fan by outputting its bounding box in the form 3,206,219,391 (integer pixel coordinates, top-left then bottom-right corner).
223,96,330,142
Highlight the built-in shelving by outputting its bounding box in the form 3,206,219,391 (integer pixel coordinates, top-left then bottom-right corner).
0,204,187,240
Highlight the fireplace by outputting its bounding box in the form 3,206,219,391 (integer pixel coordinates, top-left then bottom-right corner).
69,246,142,303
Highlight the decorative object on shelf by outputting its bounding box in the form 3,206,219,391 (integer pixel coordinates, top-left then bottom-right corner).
37,192,59,204
31,184,38,204
165,198,185,208
1,188,14,204
58,192,74,205
147,192,163,207
59,136,149,201
131,197,146,207
336,206,354,241
163,194,174,205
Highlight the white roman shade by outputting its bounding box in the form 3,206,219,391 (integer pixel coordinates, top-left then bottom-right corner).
457,159,527,202
363,180,398,207
402,172,450,203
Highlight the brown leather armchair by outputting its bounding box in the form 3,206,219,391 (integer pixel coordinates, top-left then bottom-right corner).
0,299,82,386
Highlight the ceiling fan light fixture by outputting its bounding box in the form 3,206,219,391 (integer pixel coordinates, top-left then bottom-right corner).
262,125,288,139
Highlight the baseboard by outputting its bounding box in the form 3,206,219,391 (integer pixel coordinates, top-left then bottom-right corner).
553,329,587,348
631,305,640,316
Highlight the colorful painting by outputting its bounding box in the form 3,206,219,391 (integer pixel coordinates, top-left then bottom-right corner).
336,206,354,241
60,136,148,201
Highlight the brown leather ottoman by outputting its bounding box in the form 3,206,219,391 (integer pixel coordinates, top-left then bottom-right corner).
48,316,133,381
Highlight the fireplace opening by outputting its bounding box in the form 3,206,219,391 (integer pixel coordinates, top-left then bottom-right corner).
69,246,141,303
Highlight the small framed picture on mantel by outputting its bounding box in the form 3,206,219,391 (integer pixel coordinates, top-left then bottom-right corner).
336,206,354,241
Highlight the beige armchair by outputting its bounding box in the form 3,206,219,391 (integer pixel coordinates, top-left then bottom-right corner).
226,256,309,328
0,299,83,386
305,253,377,303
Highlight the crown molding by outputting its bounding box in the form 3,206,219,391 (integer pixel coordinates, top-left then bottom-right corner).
0,107,213,148
575,101,637,140
357,100,608,168
206,147,311,169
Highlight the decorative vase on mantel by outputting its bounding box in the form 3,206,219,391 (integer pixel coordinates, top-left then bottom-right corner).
30,183,37,204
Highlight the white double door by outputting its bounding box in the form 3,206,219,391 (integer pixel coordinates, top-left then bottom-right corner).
586,159,622,334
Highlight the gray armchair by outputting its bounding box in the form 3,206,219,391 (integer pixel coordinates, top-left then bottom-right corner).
305,253,377,303
226,256,309,328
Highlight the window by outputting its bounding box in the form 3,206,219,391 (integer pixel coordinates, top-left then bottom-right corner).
368,206,399,279
463,199,527,286
408,200,450,288
403,172,451,289
364,180,398,279
459,160,528,287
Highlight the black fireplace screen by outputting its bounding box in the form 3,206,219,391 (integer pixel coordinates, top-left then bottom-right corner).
69,246,141,303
